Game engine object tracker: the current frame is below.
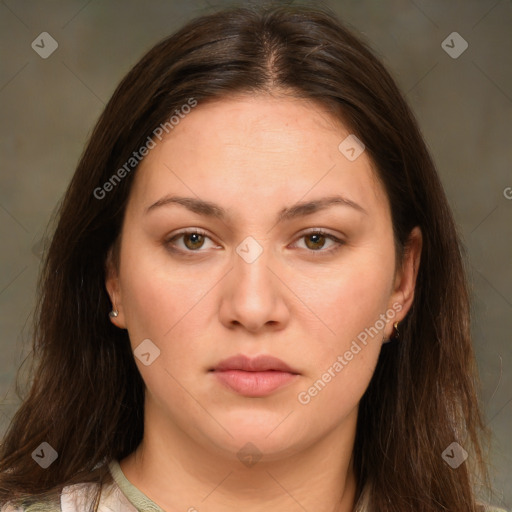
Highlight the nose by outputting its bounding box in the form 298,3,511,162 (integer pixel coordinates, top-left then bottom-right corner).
218,240,290,333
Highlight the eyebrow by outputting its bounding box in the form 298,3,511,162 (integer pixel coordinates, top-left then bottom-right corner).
145,194,367,222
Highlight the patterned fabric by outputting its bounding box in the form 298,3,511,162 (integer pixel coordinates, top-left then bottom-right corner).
1,461,507,511
0,460,162,512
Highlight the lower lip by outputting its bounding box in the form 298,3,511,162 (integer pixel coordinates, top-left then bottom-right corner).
212,370,298,397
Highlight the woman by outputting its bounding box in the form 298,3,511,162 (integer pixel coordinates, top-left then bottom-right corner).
0,3,505,511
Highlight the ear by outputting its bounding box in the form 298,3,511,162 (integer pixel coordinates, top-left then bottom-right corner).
384,226,422,340
105,245,127,329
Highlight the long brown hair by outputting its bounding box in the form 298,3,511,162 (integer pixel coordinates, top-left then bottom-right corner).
0,3,491,510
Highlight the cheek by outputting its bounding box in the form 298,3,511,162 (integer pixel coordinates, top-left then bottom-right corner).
296,346,378,429
118,243,216,373
117,249,210,411
119,235,204,333
120,260,175,342
296,249,394,353
294,279,386,422
292,250,393,415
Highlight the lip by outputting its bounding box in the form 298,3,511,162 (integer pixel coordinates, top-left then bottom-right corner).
211,354,300,374
209,354,300,397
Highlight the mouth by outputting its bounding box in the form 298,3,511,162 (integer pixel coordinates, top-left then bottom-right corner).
209,354,300,397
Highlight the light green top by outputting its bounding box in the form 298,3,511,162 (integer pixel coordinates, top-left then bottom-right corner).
104,459,164,511
1,460,163,512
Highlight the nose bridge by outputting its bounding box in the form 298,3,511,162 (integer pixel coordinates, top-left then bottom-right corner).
234,235,275,298
222,234,286,330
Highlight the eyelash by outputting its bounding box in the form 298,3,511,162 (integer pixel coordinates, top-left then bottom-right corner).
165,228,345,257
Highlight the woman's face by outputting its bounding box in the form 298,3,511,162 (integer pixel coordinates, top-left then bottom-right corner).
107,94,420,462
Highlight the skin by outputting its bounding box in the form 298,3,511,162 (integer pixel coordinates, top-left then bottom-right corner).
106,93,422,512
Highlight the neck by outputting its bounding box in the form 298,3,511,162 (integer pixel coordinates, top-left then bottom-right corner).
120,405,359,512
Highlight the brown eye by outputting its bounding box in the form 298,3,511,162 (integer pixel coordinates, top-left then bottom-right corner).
293,230,345,256
304,233,327,251
165,229,216,253
182,232,206,250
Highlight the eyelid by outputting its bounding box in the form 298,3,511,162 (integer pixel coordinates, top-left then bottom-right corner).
291,228,345,254
165,228,218,250
164,227,345,255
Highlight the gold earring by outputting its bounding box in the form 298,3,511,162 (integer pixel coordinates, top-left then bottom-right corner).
392,321,399,339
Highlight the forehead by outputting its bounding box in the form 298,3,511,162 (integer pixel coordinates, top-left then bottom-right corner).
127,95,387,219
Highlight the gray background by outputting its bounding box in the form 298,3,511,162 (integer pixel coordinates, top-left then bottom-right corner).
0,0,510,506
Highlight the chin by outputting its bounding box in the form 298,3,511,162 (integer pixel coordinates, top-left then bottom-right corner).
205,421,305,460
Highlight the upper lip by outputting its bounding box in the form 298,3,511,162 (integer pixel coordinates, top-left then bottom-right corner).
210,354,300,374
